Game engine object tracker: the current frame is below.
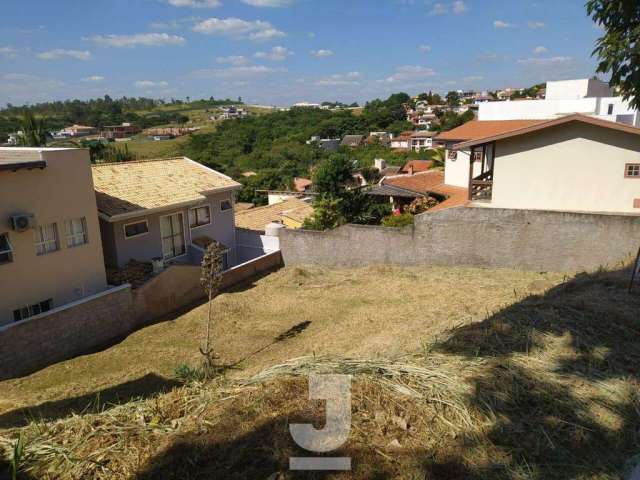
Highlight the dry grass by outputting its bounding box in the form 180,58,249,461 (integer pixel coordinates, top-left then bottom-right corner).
1,265,639,479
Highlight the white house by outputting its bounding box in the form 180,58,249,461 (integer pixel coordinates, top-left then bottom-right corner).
447,114,640,215
479,78,640,127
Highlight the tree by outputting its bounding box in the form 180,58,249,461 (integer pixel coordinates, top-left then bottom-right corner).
312,154,355,197
199,241,227,376
587,0,640,109
445,91,461,107
18,111,48,147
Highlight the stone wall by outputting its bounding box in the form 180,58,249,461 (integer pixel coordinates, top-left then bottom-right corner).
280,207,640,272
0,285,133,380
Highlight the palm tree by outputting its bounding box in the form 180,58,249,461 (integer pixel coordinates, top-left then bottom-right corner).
431,147,446,169
18,111,48,147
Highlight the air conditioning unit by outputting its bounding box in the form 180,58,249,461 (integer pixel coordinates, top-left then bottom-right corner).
10,214,36,232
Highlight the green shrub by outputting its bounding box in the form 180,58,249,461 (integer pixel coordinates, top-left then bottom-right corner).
174,363,206,383
382,213,414,228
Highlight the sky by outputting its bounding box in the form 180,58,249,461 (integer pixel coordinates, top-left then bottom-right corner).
0,0,605,107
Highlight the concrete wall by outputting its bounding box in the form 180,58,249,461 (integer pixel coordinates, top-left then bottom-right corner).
100,190,237,268
0,285,132,380
280,207,640,272
490,123,640,214
546,78,612,100
236,229,280,264
0,148,108,326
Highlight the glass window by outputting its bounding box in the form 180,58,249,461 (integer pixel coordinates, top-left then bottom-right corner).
0,233,13,265
65,217,88,247
124,221,149,239
189,206,211,228
220,200,232,212
13,299,52,322
626,164,640,178
34,223,59,256
160,213,185,260
607,104,614,115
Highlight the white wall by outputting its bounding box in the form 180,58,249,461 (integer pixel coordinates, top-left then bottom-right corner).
444,150,482,188
546,79,612,100
489,123,640,214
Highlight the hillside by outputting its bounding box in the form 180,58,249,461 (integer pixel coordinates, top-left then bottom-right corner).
1,264,638,479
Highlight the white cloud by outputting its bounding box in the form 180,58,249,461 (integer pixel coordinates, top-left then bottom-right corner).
528,21,545,29
85,33,186,48
254,46,292,61
0,46,18,59
384,65,436,83
166,0,221,7
418,45,432,53
315,71,361,86
135,80,170,88
517,56,573,66
189,65,285,79
494,20,515,28
310,49,334,58
429,3,448,15
452,1,467,14
533,46,548,54
193,17,285,41
82,75,105,82
36,49,92,61
216,55,249,65
241,0,295,6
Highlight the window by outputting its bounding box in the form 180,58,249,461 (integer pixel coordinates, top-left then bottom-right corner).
447,150,458,160
160,213,185,260
34,223,59,256
13,299,53,322
189,205,211,228
473,151,483,162
0,233,13,265
220,200,233,212
607,104,614,115
65,217,88,247
625,164,640,178
124,220,149,239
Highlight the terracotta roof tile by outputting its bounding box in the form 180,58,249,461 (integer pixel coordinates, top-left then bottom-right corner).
399,160,433,174
384,171,469,212
435,120,544,142
92,157,241,219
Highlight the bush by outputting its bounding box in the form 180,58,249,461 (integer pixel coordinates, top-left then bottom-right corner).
174,363,206,383
382,213,414,228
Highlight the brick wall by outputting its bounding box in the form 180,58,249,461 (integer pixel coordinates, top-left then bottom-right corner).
280,207,640,272
0,285,133,380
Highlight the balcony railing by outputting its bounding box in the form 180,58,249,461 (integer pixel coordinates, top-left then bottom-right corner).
470,170,493,201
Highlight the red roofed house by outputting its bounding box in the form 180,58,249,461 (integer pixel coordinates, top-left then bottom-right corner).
438,114,640,214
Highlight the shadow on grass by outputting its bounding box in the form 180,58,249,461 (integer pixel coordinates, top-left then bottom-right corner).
428,266,640,479
0,373,181,429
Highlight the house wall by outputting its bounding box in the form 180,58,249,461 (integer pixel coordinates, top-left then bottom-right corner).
444,149,481,188
546,79,612,100
280,207,640,272
0,148,108,326
101,190,237,268
490,123,640,214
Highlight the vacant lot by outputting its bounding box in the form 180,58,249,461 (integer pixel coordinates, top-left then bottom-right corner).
2,265,639,479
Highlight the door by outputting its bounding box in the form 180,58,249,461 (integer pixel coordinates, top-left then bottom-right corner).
160,213,185,260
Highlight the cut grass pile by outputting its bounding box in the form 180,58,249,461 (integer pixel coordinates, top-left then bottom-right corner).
2,265,639,479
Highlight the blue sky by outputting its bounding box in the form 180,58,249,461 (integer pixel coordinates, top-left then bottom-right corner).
0,0,604,106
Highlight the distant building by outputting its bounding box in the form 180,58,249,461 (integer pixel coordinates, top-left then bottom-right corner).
341,135,365,148
409,131,437,151
307,136,340,152
390,131,413,150
102,123,141,140
293,177,313,193
62,125,98,138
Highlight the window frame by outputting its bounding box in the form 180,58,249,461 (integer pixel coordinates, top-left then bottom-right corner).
447,150,458,161
34,223,59,256
65,217,89,248
0,233,13,265
13,299,53,322
625,163,640,179
189,204,212,229
123,219,150,240
159,212,187,261
220,199,233,213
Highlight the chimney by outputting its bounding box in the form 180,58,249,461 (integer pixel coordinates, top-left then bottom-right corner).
408,164,414,175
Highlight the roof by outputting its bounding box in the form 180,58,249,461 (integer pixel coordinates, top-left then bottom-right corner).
383,171,469,212
341,135,365,147
380,166,401,176
0,148,47,172
435,120,544,142
398,160,433,174
92,157,241,220
454,113,640,150
294,177,313,192
411,131,437,138
367,184,423,199
235,197,314,232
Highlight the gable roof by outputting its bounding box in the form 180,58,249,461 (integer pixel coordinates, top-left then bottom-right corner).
234,197,313,232
435,120,544,142
453,113,640,150
92,157,241,221
383,170,469,212
398,160,433,174
341,135,365,147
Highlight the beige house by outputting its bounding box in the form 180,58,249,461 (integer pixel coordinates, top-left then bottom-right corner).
450,114,640,214
0,148,108,326
92,157,242,270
